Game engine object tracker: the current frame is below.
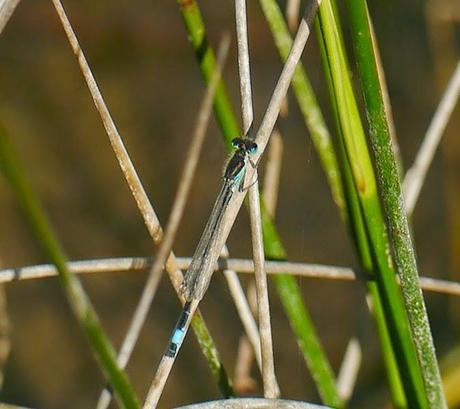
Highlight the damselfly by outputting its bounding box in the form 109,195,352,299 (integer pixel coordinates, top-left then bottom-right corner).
166,137,257,357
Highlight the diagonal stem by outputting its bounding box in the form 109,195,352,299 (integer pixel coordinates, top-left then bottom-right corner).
0,0,20,34
95,33,232,409
404,60,460,215
50,0,233,399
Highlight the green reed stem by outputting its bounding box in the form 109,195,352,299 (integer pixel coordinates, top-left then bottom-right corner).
0,128,139,409
345,2,446,407
315,1,428,407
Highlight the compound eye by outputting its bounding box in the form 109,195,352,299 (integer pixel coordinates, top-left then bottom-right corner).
232,137,244,148
249,142,257,154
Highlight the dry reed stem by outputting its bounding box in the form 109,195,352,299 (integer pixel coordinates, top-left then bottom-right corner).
262,131,283,214
221,245,262,370
4,257,460,296
235,0,254,136
233,129,284,388
175,398,332,409
234,288,258,392
0,404,35,409
51,0,163,242
404,60,460,215
0,0,20,34
286,0,301,32
336,338,361,402
95,32,232,409
233,336,257,393
248,184,279,398
235,0,279,398
143,298,200,408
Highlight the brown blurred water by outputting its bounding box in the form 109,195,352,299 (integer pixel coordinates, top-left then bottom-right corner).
0,0,459,408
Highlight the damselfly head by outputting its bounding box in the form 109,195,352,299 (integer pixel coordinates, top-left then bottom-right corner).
231,137,257,155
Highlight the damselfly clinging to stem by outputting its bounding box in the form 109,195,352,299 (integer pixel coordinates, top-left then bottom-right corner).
165,136,257,357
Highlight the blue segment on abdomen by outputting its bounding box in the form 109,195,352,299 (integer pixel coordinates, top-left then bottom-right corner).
172,327,186,345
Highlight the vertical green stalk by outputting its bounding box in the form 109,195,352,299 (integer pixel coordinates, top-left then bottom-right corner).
346,1,447,407
177,0,343,405
0,129,139,409
316,28,407,407
316,1,428,407
259,0,406,405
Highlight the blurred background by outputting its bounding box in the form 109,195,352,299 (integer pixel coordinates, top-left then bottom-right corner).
0,0,459,407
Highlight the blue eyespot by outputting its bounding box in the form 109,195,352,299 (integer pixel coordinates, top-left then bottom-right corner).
248,143,257,154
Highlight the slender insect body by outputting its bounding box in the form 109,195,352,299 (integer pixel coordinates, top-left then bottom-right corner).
180,137,258,302
169,138,258,358
180,181,235,301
